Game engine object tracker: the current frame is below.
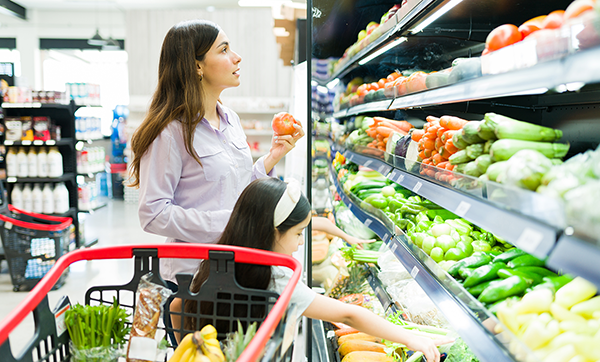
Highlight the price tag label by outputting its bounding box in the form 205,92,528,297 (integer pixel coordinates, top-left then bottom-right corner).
410,266,419,278
390,242,398,253
364,219,372,227
383,233,389,243
4,140,14,146
454,201,471,217
396,174,405,183
54,304,69,336
348,203,352,211
6,177,16,183
364,160,373,168
33,140,43,146
517,228,545,254
22,140,31,145
378,165,387,174
413,182,422,193
46,140,56,146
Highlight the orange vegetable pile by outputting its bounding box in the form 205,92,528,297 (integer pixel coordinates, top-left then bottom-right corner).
332,323,393,362
412,115,469,182
365,116,413,151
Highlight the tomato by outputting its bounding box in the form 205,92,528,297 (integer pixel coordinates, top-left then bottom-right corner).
542,10,565,29
356,83,369,96
486,24,523,51
481,47,491,56
405,72,428,94
271,112,298,135
394,76,408,96
386,71,402,82
518,23,541,38
377,78,387,89
368,82,379,91
565,0,594,20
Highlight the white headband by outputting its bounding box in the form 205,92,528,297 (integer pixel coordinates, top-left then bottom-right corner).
274,179,302,227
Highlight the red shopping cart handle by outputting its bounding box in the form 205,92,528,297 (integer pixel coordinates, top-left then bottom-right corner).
0,244,302,362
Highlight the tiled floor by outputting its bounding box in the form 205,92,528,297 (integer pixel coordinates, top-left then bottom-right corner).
0,200,307,361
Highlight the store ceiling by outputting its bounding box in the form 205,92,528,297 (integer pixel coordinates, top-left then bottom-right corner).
12,0,301,10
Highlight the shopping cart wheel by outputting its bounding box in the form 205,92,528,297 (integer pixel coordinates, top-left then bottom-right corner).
13,286,19,292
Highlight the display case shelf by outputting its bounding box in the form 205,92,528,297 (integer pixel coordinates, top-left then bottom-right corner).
4,139,73,147
329,157,525,362
365,264,400,316
5,173,76,184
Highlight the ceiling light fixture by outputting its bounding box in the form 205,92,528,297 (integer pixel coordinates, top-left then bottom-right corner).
88,29,107,46
410,0,464,34
358,37,407,66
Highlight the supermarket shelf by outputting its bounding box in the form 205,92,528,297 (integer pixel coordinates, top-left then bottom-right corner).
331,47,600,116
341,146,560,258
4,139,72,147
77,169,106,178
329,157,520,362
548,233,600,289
5,173,76,184
365,264,400,316
2,102,71,109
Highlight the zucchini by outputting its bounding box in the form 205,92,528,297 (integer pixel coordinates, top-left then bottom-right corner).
461,121,485,144
483,140,494,154
463,161,483,177
449,149,473,165
486,161,508,182
466,143,485,159
475,154,492,173
477,120,497,141
486,113,563,142
490,139,570,162
452,132,469,150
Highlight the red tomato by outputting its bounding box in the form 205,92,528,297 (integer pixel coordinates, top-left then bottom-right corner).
377,78,387,89
356,84,368,96
518,22,542,38
542,10,565,29
405,72,428,94
565,0,595,20
486,24,523,51
386,71,402,82
271,112,298,135
481,47,491,55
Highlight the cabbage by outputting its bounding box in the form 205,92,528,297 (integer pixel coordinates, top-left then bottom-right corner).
501,150,553,191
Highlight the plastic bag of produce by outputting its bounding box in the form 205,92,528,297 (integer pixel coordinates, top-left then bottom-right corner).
564,180,600,240
500,150,554,191
388,280,449,328
377,250,411,287
334,201,377,240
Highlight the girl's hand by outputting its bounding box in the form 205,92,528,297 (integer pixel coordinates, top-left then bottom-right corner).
269,121,305,161
405,335,454,362
344,235,376,250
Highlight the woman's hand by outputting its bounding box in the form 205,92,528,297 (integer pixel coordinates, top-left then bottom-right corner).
405,334,454,362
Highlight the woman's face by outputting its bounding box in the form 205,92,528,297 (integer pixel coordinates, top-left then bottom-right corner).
273,213,312,256
197,31,242,91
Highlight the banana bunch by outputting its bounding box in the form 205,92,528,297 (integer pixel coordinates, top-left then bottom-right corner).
168,325,225,362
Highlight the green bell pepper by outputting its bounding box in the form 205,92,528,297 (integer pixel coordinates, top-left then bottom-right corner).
388,199,405,213
400,203,429,215
472,240,492,253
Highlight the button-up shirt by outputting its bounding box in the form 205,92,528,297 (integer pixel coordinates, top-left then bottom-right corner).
138,103,274,283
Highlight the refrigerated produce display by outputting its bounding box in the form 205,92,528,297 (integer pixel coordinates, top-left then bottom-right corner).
310,0,600,361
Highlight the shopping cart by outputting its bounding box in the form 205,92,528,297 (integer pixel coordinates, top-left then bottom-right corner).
0,205,73,292
0,244,302,362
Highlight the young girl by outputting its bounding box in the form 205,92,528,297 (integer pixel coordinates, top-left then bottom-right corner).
172,177,452,362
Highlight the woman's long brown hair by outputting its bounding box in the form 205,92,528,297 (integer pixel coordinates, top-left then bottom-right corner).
128,20,220,187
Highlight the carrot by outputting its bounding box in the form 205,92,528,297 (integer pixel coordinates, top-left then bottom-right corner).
378,121,403,133
418,150,426,159
412,129,425,142
426,115,440,123
439,146,450,159
376,126,395,138
445,139,459,154
437,161,449,170
383,137,389,144
437,126,448,138
422,157,432,165
446,163,456,171
432,153,443,165
434,138,443,151
430,149,438,158
386,120,414,132
441,130,456,144
426,169,436,178
365,128,377,138
439,115,469,130
336,327,360,337
422,138,435,151
426,124,439,138
377,141,385,148
424,148,432,158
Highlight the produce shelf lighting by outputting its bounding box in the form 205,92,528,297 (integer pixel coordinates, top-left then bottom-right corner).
326,78,339,89
410,0,464,34
358,37,407,66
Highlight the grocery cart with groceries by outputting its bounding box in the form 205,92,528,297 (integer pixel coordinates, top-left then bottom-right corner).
0,244,302,362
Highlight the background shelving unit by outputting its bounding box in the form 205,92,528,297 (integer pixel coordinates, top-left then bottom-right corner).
310,0,600,360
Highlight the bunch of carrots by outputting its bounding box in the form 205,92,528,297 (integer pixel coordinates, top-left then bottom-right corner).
411,115,469,182
365,116,414,151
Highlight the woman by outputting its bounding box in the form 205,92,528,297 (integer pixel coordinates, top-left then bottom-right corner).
172,178,453,362
129,20,304,287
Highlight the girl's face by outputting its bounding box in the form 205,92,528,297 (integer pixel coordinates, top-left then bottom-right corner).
197,31,242,92
273,213,312,256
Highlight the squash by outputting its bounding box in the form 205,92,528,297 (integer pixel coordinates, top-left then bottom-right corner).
337,332,382,345
338,340,385,358
312,236,330,263
341,351,394,362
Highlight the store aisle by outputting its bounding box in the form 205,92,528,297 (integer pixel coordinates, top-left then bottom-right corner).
0,200,164,356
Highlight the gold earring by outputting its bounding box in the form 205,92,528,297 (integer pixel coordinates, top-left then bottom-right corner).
199,74,203,81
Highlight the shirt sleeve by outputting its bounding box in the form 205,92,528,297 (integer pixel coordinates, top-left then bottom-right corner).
270,266,316,318
253,154,276,180
137,129,231,242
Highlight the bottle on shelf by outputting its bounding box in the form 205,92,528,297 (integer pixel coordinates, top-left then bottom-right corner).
47,146,63,178
17,147,28,178
37,146,48,177
6,148,18,177
43,183,54,214
22,183,33,212
27,148,38,178
32,183,43,214
10,184,23,209
53,182,69,214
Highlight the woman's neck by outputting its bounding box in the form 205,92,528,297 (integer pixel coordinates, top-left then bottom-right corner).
203,90,221,128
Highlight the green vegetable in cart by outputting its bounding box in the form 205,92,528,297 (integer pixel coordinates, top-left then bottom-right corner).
387,198,405,213
435,235,456,253
478,275,529,303
507,254,546,268
430,247,445,262
472,240,492,253
350,180,389,193
422,235,437,254
456,241,473,256
357,188,384,200
485,113,563,142
490,139,570,162
463,262,506,288
483,140,494,154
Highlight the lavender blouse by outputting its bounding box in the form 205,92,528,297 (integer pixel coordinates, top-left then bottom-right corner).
138,103,275,283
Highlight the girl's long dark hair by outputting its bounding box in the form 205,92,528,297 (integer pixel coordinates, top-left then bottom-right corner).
183,177,311,332
128,20,220,187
